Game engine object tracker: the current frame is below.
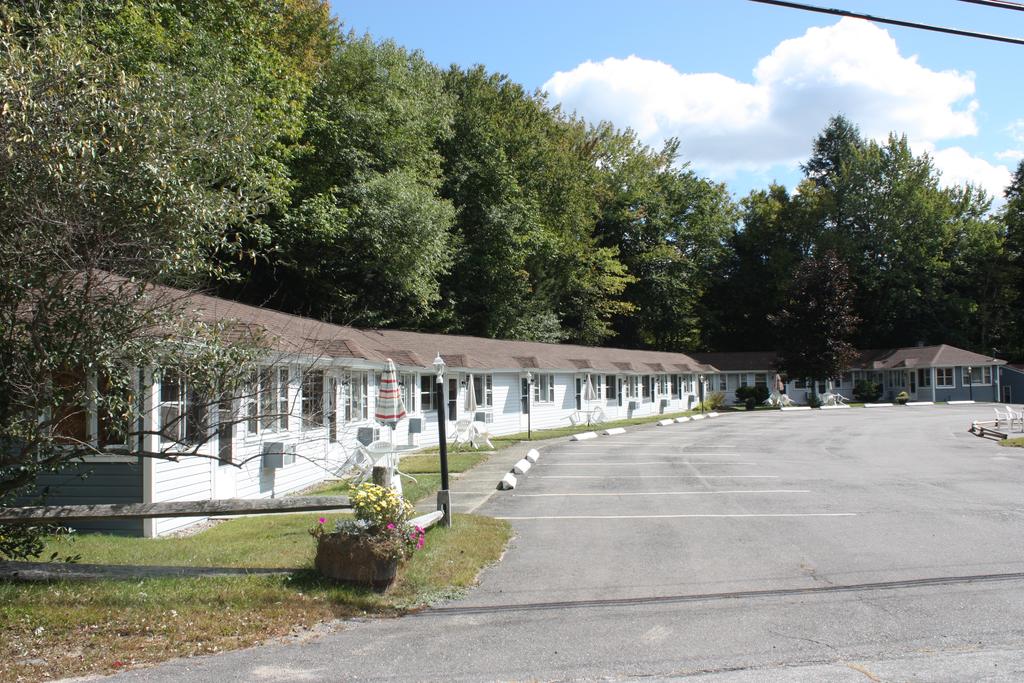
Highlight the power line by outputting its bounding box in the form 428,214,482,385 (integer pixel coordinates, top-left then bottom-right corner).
748,0,1024,45
958,0,1024,12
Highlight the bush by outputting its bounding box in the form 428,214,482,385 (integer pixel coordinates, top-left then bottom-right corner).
735,385,770,406
896,391,909,405
700,391,727,411
853,379,882,402
806,392,822,409
744,397,756,411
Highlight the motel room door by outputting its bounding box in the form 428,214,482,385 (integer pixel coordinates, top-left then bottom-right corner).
908,370,917,400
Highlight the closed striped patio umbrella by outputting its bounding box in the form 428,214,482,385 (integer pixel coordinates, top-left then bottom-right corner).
374,359,407,428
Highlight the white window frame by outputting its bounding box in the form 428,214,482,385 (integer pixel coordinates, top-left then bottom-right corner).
936,367,955,388
301,369,326,431
470,373,494,410
345,371,369,422
964,366,992,386
533,373,555,404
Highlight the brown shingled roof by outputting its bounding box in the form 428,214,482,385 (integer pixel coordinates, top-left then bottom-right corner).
135,279,716,374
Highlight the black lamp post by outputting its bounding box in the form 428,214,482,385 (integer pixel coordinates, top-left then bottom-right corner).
699,374,705,415
967,365,974,401
526,371,533,440
433,353,451,528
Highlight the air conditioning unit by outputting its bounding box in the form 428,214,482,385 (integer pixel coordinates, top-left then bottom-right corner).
407,418,422,434
356,427,380,445
659,398,669,412
262,442,296,469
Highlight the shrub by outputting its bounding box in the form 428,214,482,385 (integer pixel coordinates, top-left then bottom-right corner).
735,385,770,406
853,379,882,402
744,397,756,411
806,392,822,409
700,391,727,411
896,391,909,405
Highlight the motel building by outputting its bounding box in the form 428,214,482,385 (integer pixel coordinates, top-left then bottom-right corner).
36,286,1006,536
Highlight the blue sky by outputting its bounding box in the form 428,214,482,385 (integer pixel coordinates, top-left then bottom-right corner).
330,0,1024,203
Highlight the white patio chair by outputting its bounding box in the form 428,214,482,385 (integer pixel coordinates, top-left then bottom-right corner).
994,406,1011,428
469,421,494,450
451,417,474,448
342,444,375,485
834,393,849,405
566,411,582,426
590,406,606,424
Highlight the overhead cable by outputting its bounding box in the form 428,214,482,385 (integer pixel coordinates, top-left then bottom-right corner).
748,0,1024,45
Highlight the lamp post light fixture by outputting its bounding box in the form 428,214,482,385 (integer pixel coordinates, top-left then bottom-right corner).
525,371,533,441
433,353,451,528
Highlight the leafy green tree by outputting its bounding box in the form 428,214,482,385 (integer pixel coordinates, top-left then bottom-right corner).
436,67,633,343
999,161,1024,358
772,251,859,392
232,35,457,328
591,130,737,350
0,3,280,556
705,184,813,351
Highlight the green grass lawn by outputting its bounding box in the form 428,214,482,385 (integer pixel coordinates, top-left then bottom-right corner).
999,436,1024,447
3,513,512,682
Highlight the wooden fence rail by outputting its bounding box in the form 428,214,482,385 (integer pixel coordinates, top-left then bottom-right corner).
0,496,351,525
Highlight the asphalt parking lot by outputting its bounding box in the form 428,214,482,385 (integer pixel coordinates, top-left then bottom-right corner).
465,404,1024,607
114,405,1024,682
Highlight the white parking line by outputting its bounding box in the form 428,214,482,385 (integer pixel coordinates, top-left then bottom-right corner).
514,489,809,497
497,513,857,520
535,475,779,479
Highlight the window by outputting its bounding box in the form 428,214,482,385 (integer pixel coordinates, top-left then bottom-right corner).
965,366,992,385
301,370,325,429
659,375,670,396
641,376,652,401
345,371,368,422
158,370,207,445
718,375,727,391
51,369,88,445
521,377,529,414
420,375,435,412
251,367,290,433
754,373,767,389
917,368,931,388
400,373,416,412
794,378,807,389
470,374,493,408
534,374,555,403
936,367,954,388
627,376,639,399
605,375,617,400
96,374,130,448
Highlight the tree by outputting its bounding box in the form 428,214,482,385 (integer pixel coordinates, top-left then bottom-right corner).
0,4,285,557
772,251,859,393
435,67,633,343
1000,160,1024,358
591,130,737,350
229,34,457,328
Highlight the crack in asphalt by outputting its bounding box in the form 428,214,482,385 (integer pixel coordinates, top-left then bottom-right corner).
415,571,1024,617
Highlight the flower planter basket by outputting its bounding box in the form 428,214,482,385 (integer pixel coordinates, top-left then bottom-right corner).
314,533,399,591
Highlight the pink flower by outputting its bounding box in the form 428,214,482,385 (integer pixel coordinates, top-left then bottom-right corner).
386,523,395,530
317,517,326,525
416,536,425,550
414,525,424,534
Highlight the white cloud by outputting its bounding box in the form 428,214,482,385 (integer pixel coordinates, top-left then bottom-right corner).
920,144,1012,200
1008,118,1024,143
996,149,1024,162
544,18,981,180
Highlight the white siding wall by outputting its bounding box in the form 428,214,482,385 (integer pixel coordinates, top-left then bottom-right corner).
146,365,703,536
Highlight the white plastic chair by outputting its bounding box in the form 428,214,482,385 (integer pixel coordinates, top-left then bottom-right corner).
451,417,474,448
342,444,375,484
470,421,494,449
566,411,581,426
995,406,1011,428
590,406,606,424
834,393,849,405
